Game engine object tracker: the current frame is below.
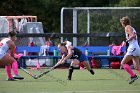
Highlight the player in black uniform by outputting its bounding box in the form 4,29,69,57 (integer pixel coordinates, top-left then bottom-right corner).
53,42,94,80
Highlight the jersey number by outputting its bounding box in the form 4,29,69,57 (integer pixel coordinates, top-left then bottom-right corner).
73,54,78,58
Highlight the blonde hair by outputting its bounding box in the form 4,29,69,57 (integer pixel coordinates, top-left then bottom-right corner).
120,16,131,26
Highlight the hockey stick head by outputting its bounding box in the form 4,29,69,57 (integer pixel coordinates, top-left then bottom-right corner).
20,67,37,79
33,75,38,79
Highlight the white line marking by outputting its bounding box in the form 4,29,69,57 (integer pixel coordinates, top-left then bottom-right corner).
29,90,140,93
64,90,140,93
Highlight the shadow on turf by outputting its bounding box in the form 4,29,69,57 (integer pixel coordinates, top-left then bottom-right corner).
23,73,68,86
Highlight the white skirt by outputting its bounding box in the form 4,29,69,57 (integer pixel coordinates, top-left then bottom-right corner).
126,47,140,57
0,52,6,60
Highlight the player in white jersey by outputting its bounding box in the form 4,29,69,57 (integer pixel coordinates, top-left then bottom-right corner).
120,16,140,84
0,31,24,81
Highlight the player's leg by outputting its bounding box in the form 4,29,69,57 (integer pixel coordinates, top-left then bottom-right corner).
68,59,79,80
1,54,24,80
127,57,139,84
121,55,138,84
132,56,140,74
5,65,14,81
121,55,135,77
82,61,94,75
0,54,15,81
12,59,24,80
12,53,24,79
79,54,94,75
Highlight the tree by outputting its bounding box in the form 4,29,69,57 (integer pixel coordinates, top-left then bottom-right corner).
115,0,140,7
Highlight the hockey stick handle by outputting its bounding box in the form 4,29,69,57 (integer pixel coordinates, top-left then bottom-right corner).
37,70,50,78
36,62,61,79
20,67,37,79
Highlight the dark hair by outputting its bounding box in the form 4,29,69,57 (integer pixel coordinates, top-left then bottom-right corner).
8,31,17,37
58,42,66,46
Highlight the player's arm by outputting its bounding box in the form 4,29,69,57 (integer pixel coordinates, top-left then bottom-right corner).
50,54,65,70
125,25,136,42
55,54,65,65
8,40,16,58
61,46,73,64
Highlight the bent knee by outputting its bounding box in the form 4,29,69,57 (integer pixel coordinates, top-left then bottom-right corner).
121,61,125,65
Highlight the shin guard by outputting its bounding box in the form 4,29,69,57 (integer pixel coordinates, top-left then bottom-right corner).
68,66,73,80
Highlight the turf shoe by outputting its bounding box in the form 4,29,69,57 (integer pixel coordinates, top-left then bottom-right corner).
67,76,72,80
7,78,16,81
129,75,138,84
89,69,95,75
13,75,24,80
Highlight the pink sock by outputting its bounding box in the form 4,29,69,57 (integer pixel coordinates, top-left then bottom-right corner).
137,67,140,74
12,61,18,75
5,65,13,79
123,64,135,77
137,70,140,74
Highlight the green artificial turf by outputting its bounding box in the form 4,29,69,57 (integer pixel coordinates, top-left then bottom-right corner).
0,68,140,93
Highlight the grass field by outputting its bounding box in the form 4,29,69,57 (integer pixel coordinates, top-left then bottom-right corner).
0,68,140,93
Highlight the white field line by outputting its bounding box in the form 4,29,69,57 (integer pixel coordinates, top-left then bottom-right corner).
28,90,140,93
64,90,140,93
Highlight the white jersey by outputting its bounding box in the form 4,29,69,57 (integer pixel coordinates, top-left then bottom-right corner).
0,38,11,59
125,26,140,56
125,27,139,48
65,41,72,48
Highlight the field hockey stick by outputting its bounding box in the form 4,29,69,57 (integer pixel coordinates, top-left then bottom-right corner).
36,62,61,79
35,69,51,79
20,67,37,79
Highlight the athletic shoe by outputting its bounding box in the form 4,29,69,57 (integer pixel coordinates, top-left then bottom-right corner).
67,76,72,80
89,69,95,75
13,75,24,80
129,75,138,84
7,78,16,81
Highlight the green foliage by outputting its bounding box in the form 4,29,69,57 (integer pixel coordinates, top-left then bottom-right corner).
115,0,140,7
0,0,110,33
0,0,25,15
78,10,123,33
0,0,140,35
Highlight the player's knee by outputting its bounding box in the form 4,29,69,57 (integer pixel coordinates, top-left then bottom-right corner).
69,66,73,69
121,61,127,66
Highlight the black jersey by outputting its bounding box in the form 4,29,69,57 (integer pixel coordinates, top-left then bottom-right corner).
69,47,82,59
